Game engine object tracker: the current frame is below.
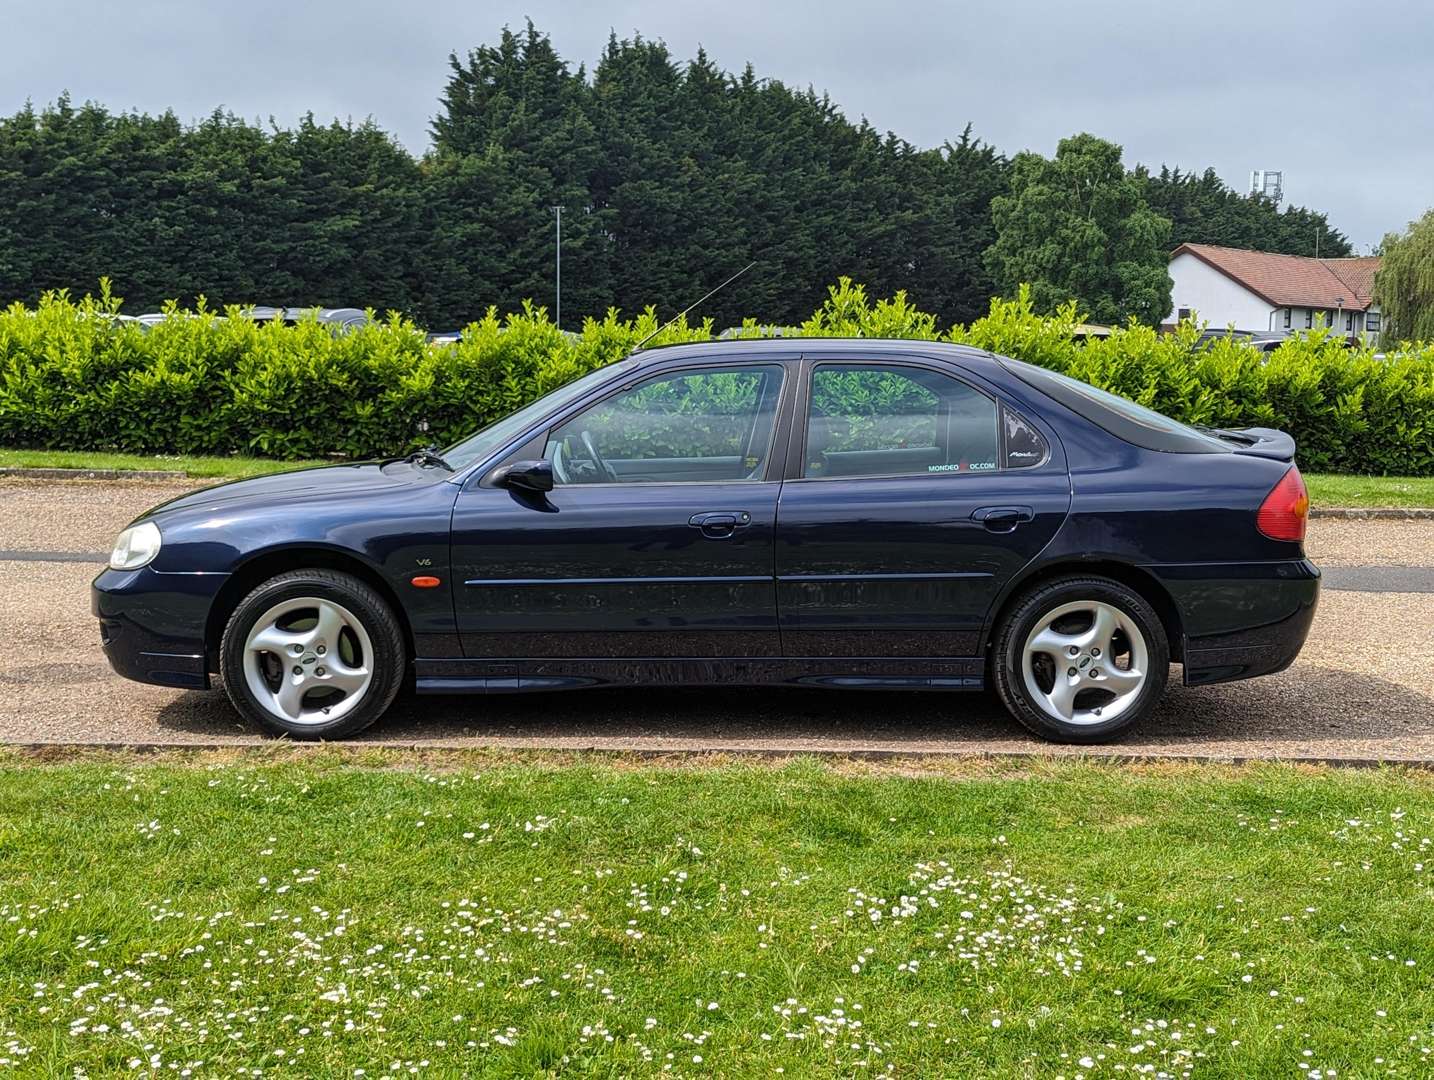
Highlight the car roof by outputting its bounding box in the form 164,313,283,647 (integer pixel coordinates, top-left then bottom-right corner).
632,336,1000,372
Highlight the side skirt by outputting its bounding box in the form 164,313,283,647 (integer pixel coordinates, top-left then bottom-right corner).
413,657,985,695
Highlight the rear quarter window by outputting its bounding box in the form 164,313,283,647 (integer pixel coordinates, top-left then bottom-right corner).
999,357,1231,454
1002,407,1049,468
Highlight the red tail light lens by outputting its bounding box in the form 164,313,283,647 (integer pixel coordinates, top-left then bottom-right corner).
1257,466,1309,542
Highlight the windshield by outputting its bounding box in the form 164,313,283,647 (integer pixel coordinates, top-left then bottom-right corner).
999,357,1231,454
440,360,637,472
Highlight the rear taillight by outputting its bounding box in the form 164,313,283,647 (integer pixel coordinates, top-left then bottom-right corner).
1257,466,1309,542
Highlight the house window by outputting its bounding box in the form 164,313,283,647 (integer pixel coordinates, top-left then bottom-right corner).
1177,307,1191,321
1346,312,1354,332
1304,309,1313,329
1366,309,1381,335
1283,308,1291,328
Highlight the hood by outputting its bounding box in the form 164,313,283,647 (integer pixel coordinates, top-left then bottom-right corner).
138,461,449,521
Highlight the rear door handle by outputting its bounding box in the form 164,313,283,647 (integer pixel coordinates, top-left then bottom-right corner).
689,510,751,539
971,505,1034,532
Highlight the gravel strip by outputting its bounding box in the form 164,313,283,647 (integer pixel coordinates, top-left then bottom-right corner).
4,476,1430,760
0,478,200,552
3,560,1430,759
1304,517,1434,567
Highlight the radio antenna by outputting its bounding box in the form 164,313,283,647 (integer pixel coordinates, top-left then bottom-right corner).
634,261,756,351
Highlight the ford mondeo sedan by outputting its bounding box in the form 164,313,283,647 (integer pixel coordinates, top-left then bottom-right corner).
93,339,1319,743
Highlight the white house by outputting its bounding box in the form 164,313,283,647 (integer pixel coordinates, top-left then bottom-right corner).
1166,243,1382,342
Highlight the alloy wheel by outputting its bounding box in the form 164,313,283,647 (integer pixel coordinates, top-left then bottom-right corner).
242,596,373,725
1020,599,1148,726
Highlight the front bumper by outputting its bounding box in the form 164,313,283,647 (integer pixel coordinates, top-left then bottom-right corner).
92,566,228,689
1150,559,1321,687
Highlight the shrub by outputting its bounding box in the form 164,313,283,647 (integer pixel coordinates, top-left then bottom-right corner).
1,279,1431,474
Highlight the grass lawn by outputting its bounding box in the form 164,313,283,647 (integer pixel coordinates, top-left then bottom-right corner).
0,449,327,479
1304,474,1434,509
2,753,1432,1076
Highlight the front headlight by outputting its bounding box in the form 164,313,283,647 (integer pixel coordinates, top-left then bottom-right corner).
109,521,162,570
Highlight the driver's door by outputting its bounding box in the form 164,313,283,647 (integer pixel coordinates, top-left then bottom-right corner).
450,362,789,660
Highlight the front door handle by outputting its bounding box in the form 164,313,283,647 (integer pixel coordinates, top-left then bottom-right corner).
971,505,1034,533
689,510,752,539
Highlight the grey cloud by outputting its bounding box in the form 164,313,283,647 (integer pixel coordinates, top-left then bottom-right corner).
5,0,1428,249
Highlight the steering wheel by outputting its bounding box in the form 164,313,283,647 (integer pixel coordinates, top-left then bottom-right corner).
580,430,619,483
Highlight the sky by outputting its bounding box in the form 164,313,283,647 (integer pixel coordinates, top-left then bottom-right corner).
5,0,1430,252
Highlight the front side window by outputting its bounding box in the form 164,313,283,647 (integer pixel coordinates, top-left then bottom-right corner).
545,365,784,485
442,360,638,472
803,364,1000,478
1366,309,1381,334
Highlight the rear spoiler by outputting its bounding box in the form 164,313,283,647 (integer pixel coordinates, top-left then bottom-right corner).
1219,427,1296,462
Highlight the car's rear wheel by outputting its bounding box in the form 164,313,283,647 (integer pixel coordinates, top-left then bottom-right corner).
991,575,1168,743
219,569,405,740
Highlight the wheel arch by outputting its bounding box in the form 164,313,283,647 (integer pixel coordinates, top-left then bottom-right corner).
983,559,1185,664
204,544,415,670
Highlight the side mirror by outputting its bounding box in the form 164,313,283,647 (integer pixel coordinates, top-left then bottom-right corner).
495,459,554,493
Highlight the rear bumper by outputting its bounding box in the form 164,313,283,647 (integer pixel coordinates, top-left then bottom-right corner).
1149,559,1321,687
92,567,227,689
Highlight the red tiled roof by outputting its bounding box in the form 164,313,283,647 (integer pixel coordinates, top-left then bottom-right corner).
1172,243,1379,311
1323,256,1380,308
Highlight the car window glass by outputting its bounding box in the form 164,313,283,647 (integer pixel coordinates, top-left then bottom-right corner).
545,365,784,485
1002,406,1049,468
999,356,1230,454
441,359,637,472
804,364,999,478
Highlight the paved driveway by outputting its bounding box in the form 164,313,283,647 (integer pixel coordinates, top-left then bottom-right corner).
2,478,1431,760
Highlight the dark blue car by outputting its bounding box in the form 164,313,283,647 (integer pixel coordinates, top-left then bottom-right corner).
93,339,1319,743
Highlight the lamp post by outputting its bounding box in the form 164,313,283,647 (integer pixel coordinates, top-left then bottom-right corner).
551,205,564,330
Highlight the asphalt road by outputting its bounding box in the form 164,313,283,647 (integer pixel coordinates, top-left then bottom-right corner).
2,478,1431,761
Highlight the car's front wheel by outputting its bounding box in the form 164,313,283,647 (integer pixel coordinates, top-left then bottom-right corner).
991,575,1169,743
219,569,406,740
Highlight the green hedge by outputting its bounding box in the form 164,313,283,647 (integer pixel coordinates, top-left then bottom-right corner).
1,279,1432,474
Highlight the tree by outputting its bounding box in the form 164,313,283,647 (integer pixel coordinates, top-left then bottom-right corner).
1374,209,1434,344
985,134,1172,326
1138,165,1350,257
1,27,1356,331
432,20,612,326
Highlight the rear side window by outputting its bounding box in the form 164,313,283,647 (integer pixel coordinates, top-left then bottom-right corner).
1000,357,1231,454
803,364,1000,478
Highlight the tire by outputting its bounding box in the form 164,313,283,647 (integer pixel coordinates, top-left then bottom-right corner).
991,575,1169,744
219,569,406,740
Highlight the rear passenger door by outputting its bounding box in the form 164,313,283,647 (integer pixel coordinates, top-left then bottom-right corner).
774,359,1070,660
